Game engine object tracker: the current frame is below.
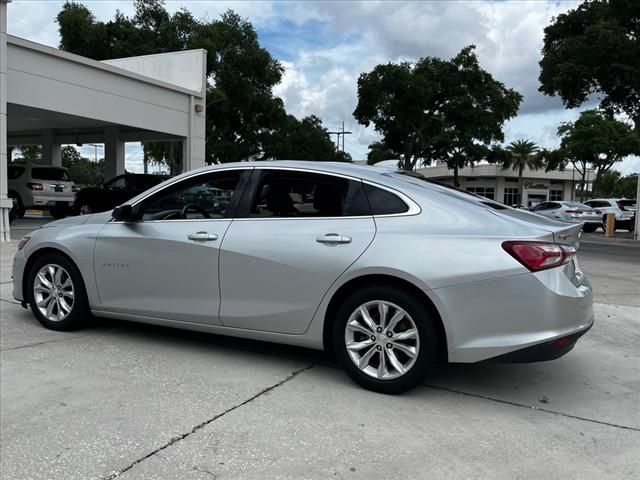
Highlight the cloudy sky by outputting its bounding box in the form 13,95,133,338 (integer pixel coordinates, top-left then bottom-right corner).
7,0,640,175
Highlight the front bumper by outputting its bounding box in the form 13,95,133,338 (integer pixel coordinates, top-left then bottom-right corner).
12,249,26,302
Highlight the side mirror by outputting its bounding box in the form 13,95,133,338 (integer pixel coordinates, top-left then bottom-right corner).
112,205,135,222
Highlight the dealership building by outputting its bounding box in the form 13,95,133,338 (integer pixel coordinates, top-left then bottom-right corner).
416,162,590,207
0,0,207,241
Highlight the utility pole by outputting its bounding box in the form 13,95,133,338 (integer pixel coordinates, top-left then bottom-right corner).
328,122,352,153
86,143,104,163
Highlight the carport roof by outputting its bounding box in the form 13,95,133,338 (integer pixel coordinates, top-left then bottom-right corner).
7,35,206,97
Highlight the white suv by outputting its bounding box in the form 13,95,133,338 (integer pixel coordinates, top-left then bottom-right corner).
583,198,636,231
7,164,77,221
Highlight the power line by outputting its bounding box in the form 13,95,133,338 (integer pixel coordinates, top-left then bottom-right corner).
327,121,352,153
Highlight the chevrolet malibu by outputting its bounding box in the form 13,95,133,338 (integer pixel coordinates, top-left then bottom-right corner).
12,162,594,393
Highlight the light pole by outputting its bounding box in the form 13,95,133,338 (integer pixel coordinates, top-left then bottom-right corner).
86,143,104,162
328,122,352,153
635,172,639,241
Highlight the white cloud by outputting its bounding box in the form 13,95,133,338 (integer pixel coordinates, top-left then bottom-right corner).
6,0,639,172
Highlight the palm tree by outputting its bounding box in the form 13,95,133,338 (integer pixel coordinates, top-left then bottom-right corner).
503,139,541,207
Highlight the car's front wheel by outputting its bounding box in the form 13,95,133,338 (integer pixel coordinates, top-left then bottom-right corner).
333,285,439,394
26,253,90,331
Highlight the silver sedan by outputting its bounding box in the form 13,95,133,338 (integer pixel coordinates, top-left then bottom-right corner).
12,162,594,393
530,201,602,232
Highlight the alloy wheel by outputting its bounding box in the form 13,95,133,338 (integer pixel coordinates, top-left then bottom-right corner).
79,204,92,215
33,264,75,322
344,300,420,380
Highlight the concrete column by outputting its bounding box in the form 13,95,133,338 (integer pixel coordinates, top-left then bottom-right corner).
0,0,12,241
182,94,206,172
104,126,125,181
41,129,62,167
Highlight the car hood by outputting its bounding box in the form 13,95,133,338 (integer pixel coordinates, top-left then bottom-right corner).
41,211,113,229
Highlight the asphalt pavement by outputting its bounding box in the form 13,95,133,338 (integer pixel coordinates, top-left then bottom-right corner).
1,221,639,479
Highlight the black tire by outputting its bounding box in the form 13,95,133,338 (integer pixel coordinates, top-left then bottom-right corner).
332,285,439,394
49,205,68,219
26,253,90,331
8,192,24,223
582,224,598,233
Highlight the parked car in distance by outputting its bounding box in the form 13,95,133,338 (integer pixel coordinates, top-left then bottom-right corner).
529,201,602,232
13,162,594,394
583,198,636,231
7,164,77,221
73,173,168,215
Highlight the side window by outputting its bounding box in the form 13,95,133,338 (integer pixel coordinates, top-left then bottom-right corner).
105,176,127,189
140,171,242,221
364,184,409,215
249,171,370,218
531,203,549,211
549,202,562,209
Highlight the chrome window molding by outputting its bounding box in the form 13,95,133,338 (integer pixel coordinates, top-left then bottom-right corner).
114,164,421,223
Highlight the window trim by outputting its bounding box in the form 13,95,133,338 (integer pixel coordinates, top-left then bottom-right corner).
113,168,251,224
232,166,420,220
123,165,420,222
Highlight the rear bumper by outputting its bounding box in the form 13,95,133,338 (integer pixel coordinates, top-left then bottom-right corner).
487,323,593,363
432,259,594,363
31,194,75,208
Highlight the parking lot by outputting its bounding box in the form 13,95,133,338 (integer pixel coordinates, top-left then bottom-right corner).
1,219,639,479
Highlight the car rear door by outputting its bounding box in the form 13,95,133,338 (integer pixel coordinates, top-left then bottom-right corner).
93,168,250,324
218,168,376,334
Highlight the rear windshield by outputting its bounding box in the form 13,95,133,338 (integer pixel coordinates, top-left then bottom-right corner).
619,200,636,208
31,167,71,181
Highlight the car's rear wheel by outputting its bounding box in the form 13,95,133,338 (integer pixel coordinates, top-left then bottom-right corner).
333,285,439,394
26,253,90,331
582,224,598,233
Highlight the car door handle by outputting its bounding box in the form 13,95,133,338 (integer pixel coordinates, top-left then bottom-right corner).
187,232,218,242
316,233,352,245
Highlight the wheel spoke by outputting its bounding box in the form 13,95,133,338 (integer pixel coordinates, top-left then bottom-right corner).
61,277,72,289
62,290,75,300
378,301,389,330
347,319,374,336
347,339,374,352
358,306,377,333
45,297,56,318
58,297,72,314
47,265,56,282
37,295,53,308
387,349,405,374
34,284,51,294
358,345,377,369
377,349,388,378
37,272,53,289
393,328,418,342
391,342,417,358
53,267,63,285
385,310,405,334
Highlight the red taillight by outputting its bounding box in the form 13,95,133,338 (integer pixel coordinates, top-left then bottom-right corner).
502,241,576,272
27,182,43,190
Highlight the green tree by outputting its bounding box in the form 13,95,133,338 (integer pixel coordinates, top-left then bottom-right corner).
366,141,396,165
598,171,639,199
539,0,640,140
13,146,43,163
502,140,542,205
57,1,319,170
61,146,104,185
550,110,638,197
262,114,351,162
354,46,522,185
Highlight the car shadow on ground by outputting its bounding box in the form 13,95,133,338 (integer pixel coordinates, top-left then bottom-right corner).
84,315,580,398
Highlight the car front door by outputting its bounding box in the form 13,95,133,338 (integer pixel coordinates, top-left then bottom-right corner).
93,168,249,324
218,168,376,335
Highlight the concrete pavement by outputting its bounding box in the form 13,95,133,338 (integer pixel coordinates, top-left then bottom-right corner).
1,227,639,479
